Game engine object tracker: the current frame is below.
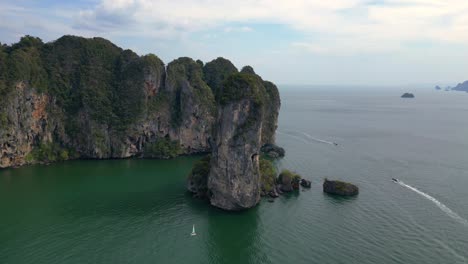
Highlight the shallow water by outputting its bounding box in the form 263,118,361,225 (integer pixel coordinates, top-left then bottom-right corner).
1,88,467,264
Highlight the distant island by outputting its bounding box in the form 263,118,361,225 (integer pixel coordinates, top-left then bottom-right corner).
452,81,468,92
434,81,468,92
401,93,415,98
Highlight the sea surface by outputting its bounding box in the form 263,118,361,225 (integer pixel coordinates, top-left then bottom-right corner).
1,87,467,264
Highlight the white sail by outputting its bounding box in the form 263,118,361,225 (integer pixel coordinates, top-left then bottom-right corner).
191,224,196,236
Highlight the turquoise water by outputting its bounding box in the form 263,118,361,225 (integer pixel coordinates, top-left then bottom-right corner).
1,88,468,263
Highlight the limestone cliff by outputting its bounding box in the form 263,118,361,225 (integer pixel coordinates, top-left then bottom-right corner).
0,36,216,168
0,33,282,208
207,73,266,210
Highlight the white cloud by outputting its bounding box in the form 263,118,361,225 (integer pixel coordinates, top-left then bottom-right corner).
2,0,468,55
67,0,468,54
224,26,253,33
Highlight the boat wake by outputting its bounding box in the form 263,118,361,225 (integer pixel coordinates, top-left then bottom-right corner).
300,132,336,145
278,130,337,146
397,181,468,227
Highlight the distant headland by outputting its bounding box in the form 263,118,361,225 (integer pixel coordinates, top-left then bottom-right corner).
434,80,468,92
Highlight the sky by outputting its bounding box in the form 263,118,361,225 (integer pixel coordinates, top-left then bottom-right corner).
1,0,468,86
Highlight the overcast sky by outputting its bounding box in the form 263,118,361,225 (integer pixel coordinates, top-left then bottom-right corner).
1,0,468,86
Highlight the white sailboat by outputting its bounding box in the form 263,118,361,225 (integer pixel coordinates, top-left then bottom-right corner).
191,224,196,236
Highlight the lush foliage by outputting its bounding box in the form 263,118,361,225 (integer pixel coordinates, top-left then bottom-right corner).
187,155,211,197
240,65,256,75
0,112,8,130
261,81,281,144
25,142,71,163
218,73,265,106
278,169,301,185
203,57,238,95
144,137,182,159
0,35,171,136
324,178,355,193
166,57,216,127
259,157,277,192
0,44,9,95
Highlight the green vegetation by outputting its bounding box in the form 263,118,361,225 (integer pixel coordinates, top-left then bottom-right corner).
261,81,281,144
220,72,266,140
148,92,169,113
203,57,238,95
25,142,71,163
218,73,265,106
166,57,216,127
187,155,211,197
240,65,256,75
259,157,277,192
191,155,211,177
3,36,48,93
278,169,301,185
144,137,182,159
0,35,172,137
324,178,354,193
92,130,108,153
0,43,9,95
0,112,8,130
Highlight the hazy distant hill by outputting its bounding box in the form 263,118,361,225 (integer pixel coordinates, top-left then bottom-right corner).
452,81,468,92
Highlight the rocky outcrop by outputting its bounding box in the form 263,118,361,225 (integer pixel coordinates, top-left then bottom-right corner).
261,143,285,158
300,179,311,188
323,179,359,196
261,81,281,144
0,82,66,167
401,93,415,98
187,155,211,198
277,170,301,193
203,57,238,95
207,73,266,210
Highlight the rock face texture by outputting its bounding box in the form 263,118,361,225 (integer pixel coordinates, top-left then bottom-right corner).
0,82,64,167
260,143,285,158
0,36,222,168
207,73,266,210
323,179,359,196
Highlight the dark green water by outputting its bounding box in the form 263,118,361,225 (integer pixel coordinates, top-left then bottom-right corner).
1,88,468,263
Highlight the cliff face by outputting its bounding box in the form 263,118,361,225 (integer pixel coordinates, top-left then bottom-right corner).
0,82,65,167
0,36,217,168
165,57,216,153
208,73,265,210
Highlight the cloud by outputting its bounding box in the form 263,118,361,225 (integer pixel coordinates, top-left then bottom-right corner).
224,26,253,33
1,0,468,55
67,0,468,54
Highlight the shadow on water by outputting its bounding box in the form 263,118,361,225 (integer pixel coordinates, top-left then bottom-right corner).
57,189,186,218
322,193,359,204
183,193,265,264
206,207,262,264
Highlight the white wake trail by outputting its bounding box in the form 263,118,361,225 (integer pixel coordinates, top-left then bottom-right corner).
276,130,309,144
397,181,468,227
300,132,335,145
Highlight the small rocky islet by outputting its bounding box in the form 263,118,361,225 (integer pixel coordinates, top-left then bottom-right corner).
401,93,415,98
323,179,359,196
